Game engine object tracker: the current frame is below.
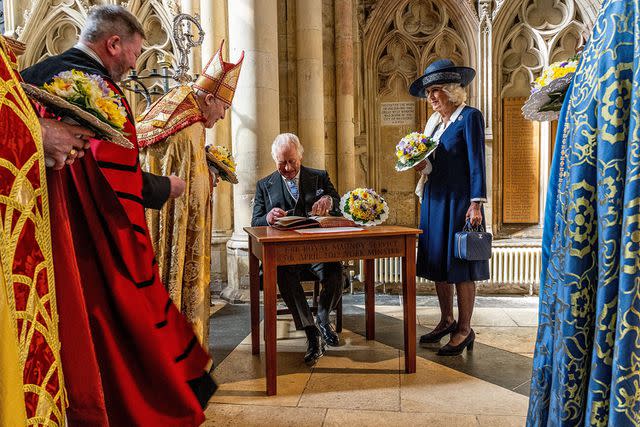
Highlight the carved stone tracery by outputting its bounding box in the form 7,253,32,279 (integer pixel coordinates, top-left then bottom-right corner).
17,0,178,114
493,0,597,237
362,0,477,226
372,0,469,97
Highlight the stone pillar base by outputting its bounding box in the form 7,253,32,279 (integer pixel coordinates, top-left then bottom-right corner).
210,231,232,295
222,234,250,303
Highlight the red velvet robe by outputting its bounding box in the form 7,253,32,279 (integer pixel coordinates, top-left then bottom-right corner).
0,36,66,426
22,48,213,426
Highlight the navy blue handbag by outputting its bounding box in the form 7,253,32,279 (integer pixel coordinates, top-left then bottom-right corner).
454,220,492,261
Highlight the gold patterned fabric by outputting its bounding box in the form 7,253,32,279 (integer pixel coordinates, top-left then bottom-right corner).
137,85,205,148
139,115,212,347
0,36,65,425
527,1,640,426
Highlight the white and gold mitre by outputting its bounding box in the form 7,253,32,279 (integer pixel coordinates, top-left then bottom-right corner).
193,39,244,106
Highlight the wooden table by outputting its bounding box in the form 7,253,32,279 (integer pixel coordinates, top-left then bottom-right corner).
245,225,422,395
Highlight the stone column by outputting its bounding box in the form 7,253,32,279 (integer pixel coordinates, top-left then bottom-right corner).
296,0,324,168
200,0,233,293
224,0,280,302
478,0,493,232
2,0,19,37
334,0,355,194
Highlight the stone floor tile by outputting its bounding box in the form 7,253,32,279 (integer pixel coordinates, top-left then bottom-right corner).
239,318,307,346
417,308,519,328
469,308,520,327
210,300,228,316
503,308,539,327
477,414,527,426
298,345,401,411
323,408,478,427
400,357,529,416
211,344,312,407
354,304,405,317
202,403,326,426
473,326,537,355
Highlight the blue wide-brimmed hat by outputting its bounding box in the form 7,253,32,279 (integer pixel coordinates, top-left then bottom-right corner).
409,59,476,98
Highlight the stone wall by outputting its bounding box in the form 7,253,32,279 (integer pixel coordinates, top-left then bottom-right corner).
6,0,603,298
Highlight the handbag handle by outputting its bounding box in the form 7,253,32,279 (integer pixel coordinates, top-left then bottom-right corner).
463,219,485,233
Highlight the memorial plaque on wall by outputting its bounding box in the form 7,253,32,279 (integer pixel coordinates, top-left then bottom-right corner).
502,97,540,223
380,102,415,126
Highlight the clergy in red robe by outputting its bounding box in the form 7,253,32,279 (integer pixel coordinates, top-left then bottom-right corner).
21,6,215,426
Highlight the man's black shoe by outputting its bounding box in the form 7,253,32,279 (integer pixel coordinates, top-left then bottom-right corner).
316,320,340,347
304,326,326,366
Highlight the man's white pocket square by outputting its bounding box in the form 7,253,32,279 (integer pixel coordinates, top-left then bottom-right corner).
316,189,324,196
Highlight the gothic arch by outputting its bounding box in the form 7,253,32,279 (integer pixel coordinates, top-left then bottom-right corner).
19,1,88,67
491,0,599,237
548,23,585,62
18,0,178,71
17,0,179,113
363,0,479,192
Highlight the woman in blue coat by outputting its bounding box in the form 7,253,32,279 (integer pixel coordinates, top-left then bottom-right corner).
409,59,489,356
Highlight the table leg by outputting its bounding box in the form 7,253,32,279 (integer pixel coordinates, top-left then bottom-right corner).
364,258,375,340
402,236,417,373
263,253,278,395
249,239,260,355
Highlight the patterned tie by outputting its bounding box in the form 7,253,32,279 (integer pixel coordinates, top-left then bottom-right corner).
286,179,299,201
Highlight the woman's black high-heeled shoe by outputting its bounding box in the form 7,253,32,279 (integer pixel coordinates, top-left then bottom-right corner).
437,329,475,356
419,320,458,344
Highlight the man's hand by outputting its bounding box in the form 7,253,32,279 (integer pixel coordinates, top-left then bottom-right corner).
168,174,186,198
466,201,483,227
39,118,94,170
311,195,332,216
266,207,287,225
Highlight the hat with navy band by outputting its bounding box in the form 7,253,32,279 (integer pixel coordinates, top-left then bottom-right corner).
409,59,476,98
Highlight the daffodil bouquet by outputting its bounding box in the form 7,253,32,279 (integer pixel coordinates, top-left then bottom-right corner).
43,69,127,130
340,188,389,226
522,56,579,121
395,132,438,172
205,145,239,184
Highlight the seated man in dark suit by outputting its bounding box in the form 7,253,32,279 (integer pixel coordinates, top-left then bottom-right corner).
252,133,343,366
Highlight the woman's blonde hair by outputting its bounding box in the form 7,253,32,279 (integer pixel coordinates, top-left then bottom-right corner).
440,83,468,106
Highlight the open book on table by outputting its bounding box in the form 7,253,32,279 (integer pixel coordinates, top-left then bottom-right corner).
272,215,356,230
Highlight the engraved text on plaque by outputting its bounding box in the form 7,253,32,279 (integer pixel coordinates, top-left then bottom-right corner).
502,97,540,223
380,102,415,126
271,237,405,265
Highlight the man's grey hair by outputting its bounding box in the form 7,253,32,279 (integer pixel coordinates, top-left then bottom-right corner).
440,83,468,106
271,133,304,160
80,5,146,43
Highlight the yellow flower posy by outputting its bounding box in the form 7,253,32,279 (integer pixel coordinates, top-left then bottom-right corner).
532,58,579,92
209,146,236,173
341,187,388,226
43,69,127,131
395,132,437,171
